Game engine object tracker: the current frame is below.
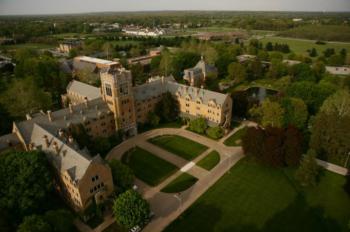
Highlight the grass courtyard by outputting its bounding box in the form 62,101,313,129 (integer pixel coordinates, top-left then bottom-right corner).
197,150,221,171
165,158,350,232
148,135,208,161
161,173,198,193
224,127,247,147
122,146,178,186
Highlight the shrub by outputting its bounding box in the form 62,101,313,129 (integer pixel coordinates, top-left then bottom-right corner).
206,126,224,139
189,117,207,134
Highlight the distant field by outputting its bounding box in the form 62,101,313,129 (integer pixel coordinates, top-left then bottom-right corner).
259,36,350,56
1,43,55,51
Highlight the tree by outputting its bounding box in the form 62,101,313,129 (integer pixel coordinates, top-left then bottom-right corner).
189,117,208,134
226,62,246,83
283,126,303,166
0,77,52,119
146,112,160,127
286,81,336,114
113,190,150,229
44,209,75,232
344,174,350,197
289,63,316,82
109,159,134,193
310,90,350,166
249,99,285,128
295,150,320,187
155,92,179,123
265,42,273,51
281,97,308,129
206,126,224,139
18,215,52,232
308,48,318,57
242,126,265,159
0,151,53,218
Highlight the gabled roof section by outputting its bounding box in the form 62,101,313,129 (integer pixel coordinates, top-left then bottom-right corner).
29,123,92,182
66,80,101,100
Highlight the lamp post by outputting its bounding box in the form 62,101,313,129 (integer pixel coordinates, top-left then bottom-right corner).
344,151,350,168
173,193,182,211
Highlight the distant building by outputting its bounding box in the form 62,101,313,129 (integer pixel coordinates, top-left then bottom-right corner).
58,40,82,53
122,27,165,37
236,54,257,63
183,57,218,87
283,60,302,66
72,56,121,83
326,66,350,76
127,47,162,66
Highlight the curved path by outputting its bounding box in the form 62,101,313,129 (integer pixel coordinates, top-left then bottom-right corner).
104,122,256,232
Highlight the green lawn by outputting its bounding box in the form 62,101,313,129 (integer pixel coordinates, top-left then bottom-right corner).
197,150,220,171
224,127,247,147
122,146,178,186
161,173,198,193
1,43,55,50
148,135,208,161
165,158,350,232
259,36,350,58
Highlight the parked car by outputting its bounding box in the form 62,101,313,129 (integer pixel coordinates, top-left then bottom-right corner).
129,225,141,232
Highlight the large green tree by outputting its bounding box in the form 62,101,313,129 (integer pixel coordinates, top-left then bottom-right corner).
0,151,53,218
17,215,52,232
310,90,350,166
281,97,308,129
113,190,150,229
226,62,246,83
44,209,75,232
0,77,52,119
295,149,320,187
249,99,285,128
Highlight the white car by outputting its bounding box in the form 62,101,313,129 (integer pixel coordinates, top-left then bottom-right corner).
130,225,141,232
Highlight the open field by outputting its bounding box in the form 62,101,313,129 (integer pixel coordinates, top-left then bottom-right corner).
197,150,221,171
161,173,198,193
148,135,208,161
1,43,56,51
259,36,350,56
122,146,178,186
224,127,247,147
165,158,350,232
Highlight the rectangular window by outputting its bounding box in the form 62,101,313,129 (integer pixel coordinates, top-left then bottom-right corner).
105,84,112,97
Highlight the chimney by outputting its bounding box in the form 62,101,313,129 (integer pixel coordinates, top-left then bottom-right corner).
69,103,73,114
68,135,74,144
26,114,32,120
58,128,64,138
47,110,53,122
53,141,59,154
84,97,89,108
43,135,49,148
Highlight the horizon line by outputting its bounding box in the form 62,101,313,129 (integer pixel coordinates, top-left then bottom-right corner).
1,9,350,17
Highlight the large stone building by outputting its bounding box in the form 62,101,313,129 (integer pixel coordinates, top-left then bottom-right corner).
0,56,232,212
1,98,115,212
183,57,218,87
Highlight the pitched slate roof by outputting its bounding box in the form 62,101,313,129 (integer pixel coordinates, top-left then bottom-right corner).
66,80,101,100
132,77,228,106
29,123,92,181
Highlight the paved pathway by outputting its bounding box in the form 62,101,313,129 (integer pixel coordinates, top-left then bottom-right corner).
316,159,349,176
104,123,254,232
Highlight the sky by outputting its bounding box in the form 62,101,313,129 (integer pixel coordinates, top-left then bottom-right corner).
0,0,349,15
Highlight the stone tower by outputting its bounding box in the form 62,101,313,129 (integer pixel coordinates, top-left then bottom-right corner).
100,67,137,136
